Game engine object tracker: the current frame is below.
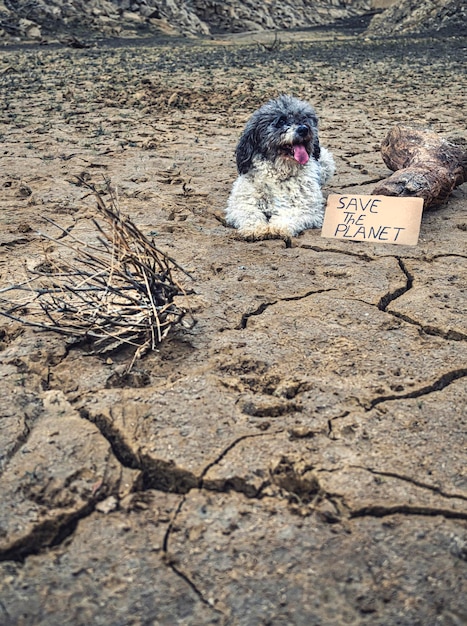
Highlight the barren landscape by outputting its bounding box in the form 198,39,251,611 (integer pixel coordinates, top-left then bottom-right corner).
0,23,466,626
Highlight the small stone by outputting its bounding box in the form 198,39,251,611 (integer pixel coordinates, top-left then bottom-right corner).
96,496,118,514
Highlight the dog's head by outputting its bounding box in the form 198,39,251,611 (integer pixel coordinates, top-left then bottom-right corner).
235,95,321,175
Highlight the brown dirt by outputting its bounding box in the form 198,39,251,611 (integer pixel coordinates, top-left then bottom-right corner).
0,28,466,626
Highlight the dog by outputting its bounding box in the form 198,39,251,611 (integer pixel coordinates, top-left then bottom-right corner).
225,95,335,240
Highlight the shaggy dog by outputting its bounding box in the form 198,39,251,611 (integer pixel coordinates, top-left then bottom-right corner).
225,95,335,240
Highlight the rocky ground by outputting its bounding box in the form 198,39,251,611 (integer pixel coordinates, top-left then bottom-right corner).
0,25,466,626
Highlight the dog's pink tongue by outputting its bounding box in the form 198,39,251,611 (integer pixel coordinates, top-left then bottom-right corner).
292,144,309,165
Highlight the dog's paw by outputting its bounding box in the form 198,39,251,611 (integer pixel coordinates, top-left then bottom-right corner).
236,224,295,243
235,224,273,241
267,225,295,240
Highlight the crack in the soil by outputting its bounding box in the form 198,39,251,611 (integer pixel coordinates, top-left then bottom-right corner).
200,442,277,498
377,257,413,311
388,311,467,341
237,301,272,330
352,466,467,502
237,288,337,329
0,501,96,563
431,253,467,261
167,562,220,611
162,496,186,554
299,243,373,261
4,331,464,564
80,407,279,499
79,408,140,470
80,407,200,493
292,250,464,344
0,448,120,563
199,431,281,484
350,505,467,521
296,249,463,343
377,257,466,341
367,367,467,410
162,496,225,617
327,411,350,438
338,177,384,188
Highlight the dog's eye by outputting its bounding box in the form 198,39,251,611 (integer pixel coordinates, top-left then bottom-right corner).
275,115,287,128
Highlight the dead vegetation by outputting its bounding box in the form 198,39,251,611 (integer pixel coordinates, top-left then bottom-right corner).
0,178,191,369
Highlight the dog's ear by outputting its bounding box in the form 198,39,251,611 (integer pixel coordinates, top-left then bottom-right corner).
236,124,258,175
312,135,321,161
307,112,321,161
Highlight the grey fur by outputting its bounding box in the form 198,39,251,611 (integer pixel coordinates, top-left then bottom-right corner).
236,95,320,174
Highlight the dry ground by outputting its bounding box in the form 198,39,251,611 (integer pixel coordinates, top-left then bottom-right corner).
0,28,466,626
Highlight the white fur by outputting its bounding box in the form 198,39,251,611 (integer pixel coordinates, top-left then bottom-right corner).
226,147,335,239
225,95,335,240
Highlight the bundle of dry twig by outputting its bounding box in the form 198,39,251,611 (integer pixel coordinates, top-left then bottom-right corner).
0,178,191,369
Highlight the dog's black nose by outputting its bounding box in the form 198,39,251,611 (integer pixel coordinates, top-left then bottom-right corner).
296,124,309,138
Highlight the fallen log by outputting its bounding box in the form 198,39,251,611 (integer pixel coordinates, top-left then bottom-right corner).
373,126,467,208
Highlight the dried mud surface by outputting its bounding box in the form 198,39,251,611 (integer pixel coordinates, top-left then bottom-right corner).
0,29,466,626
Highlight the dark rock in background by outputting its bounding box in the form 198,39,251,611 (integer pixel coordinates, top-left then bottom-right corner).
0,0,394,42
366,0,467,36
2,0,464,43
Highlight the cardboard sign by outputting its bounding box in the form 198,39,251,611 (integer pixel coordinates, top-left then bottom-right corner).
321,194,424,246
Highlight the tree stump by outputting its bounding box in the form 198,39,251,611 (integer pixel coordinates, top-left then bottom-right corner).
373,126,467,208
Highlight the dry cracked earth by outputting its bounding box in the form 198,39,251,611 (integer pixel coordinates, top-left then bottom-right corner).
0,27,466,626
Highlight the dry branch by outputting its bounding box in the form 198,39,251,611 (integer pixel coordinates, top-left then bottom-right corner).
0,178,192,369
373,126,467,208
